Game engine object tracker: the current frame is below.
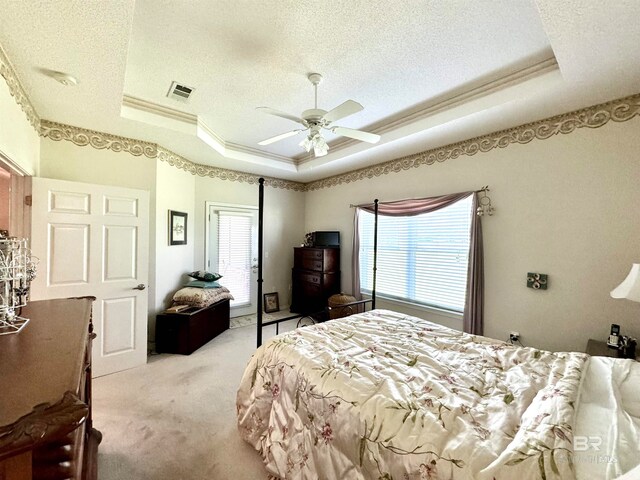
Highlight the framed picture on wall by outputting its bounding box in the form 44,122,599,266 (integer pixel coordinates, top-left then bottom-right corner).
169,210,187,245
264,292,279,313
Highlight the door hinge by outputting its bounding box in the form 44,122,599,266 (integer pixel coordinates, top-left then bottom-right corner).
24,195,32,206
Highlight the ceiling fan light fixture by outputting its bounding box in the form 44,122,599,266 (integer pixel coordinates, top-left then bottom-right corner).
313,144,328,157
313,136,328,157
257,73,377,156
298,133,328,156
299,136,313,152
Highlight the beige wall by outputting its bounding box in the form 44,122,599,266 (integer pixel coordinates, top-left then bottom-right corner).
153,161,195,337
39,139,157,190
194,176,306,309
0,79,39,175
304,119,640,353
0,76,39,238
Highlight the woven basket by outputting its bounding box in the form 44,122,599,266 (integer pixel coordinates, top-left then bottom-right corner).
328,293,360,319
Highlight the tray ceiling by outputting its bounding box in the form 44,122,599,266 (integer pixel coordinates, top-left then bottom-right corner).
0,0,639,182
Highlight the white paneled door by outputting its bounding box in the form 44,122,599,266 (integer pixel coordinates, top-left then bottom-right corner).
30,177,149,377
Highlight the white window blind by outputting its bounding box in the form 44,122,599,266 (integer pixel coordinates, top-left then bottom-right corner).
217,211,252,306
359,195,473,312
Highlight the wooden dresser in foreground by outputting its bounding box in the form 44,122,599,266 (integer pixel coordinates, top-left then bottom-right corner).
0,297,101,480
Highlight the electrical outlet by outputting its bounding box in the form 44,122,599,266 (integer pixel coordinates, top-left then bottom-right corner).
510,331,520,342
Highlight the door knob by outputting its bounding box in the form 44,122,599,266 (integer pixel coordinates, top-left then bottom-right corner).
133,284,146,290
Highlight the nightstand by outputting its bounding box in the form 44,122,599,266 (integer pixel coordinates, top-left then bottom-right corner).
586,338,637,360
586,339,623,358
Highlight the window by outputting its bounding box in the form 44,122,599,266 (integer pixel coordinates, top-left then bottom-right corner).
358,195,473,312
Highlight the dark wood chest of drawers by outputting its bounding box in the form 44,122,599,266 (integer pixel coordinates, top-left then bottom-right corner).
290,247,340,314
0,297,101,480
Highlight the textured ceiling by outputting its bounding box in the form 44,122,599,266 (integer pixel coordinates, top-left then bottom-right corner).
125,0,552,157
0,0,639,182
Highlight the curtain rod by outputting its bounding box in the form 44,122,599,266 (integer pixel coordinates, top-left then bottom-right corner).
349,186,489,208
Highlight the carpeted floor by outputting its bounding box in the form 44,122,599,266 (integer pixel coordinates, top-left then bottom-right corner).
93,319,299,480
229,308,292,329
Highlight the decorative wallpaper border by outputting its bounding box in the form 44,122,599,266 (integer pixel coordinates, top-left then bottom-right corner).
5,46,639,193
156,147,306,192
305,93,640,191
40,120,305,191
0,43,40,130
39,91,640,192
41,120,157,158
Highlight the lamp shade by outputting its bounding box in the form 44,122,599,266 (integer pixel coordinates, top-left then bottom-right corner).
610,263,640,302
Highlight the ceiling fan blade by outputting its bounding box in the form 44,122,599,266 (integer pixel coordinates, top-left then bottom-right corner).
323,100,363,123
331,126,380,144
256,107,304,125
258,129,303,146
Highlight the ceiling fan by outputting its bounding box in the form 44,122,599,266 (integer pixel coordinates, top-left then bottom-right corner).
257,73,380,157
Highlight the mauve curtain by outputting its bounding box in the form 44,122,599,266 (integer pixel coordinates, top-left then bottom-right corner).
352,191,484,335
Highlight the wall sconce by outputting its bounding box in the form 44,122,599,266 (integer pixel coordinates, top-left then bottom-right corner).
476,186,494,216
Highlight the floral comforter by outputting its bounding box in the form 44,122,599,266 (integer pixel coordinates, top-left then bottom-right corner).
237,309,587,479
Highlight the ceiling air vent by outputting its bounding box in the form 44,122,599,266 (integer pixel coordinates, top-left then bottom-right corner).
167,81,195,103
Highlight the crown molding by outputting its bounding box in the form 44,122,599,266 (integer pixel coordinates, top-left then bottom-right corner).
122,95,197,124
295,56,559,164
122,95,296,171
0,43,40,130
305,92,640,191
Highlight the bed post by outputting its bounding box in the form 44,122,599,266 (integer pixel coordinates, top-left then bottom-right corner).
257,178,265,348
372,198,378,310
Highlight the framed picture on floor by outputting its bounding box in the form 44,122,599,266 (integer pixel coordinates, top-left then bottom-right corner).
264,292,279,313
169,210,187,245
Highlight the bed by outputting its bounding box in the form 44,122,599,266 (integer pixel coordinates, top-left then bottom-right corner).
237,309,640,479
239,179,640,479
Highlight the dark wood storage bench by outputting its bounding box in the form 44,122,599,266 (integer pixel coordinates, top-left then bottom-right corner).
156,299,230,355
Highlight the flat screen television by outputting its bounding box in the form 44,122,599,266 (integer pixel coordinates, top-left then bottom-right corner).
312,231,340,247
